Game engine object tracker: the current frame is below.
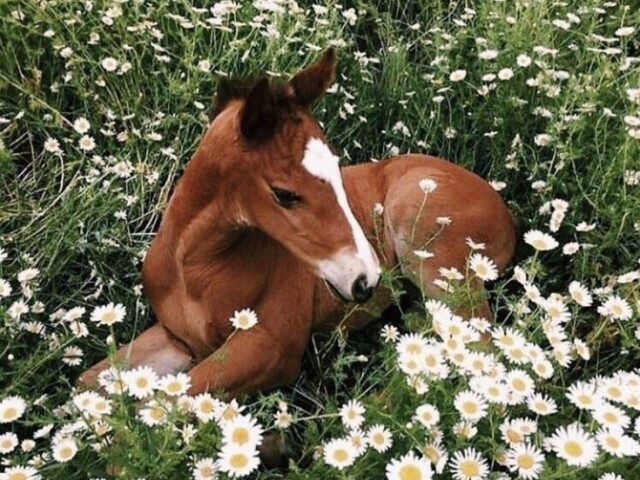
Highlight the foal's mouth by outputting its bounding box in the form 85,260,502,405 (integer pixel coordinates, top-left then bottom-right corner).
323,279,351,304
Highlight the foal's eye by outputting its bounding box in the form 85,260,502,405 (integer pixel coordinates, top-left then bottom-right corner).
271,187,302,208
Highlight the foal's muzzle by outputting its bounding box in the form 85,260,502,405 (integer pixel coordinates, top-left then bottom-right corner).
351,274,374,304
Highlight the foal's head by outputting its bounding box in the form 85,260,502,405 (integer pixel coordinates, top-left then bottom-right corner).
202,49,380,303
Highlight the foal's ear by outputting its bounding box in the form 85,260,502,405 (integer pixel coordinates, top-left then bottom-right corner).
290,48,336,107
240,77,277,141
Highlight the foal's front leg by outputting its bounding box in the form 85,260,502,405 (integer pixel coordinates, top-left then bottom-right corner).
187,325,308,398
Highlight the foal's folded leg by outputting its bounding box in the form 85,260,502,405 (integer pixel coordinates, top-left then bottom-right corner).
187,326,306,398
77,323,195,389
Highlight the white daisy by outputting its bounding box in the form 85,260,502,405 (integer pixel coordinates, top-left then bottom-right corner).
229,308,259,330
0,466,41,480
139,400,168,427
101,56,118,71
567,381,602,410
0,396,27,423
158,372,191,396
386,451,432,480
449,69,467,82
192,457,217,480
592,402,630,430
505,443,545,480
366,424,393,453
454,390,488,422
418,177,438,194
468,253,498,281
340,399,366,429
596,427,640,457
122,365,158,399
216,443,260,477
524,230,559,251
0,278,12,298
90,302,126,326
191,393,220,423
415,403,440,429
221,414,264,450
73,117,91,134
527,393,558,416
597,295,633,321
78,135,96,151
0,432,18,454
323,438,358,470
546,423,599,467
51,437,78,463
450,448,489,480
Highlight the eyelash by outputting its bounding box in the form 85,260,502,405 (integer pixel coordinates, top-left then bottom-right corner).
271,187,302,208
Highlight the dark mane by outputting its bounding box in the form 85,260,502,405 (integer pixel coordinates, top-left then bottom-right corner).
209,76,295,122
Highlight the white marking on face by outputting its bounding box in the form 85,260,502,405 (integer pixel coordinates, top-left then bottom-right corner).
301,138,381,294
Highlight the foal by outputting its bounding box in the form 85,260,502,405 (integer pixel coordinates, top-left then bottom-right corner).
79,49,516,397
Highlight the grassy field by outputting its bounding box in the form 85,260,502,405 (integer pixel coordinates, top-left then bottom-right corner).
1,0,639,478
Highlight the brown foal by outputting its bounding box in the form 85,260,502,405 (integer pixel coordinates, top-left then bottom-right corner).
78,49,516,398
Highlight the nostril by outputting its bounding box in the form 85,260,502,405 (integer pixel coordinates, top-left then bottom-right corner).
351,274,373,303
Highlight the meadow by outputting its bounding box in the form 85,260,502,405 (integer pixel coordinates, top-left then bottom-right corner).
0,0,639,478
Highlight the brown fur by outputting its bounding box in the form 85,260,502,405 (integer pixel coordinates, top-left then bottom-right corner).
78,50,516,397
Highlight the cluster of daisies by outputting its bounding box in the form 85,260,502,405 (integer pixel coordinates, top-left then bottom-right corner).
0,366,267,479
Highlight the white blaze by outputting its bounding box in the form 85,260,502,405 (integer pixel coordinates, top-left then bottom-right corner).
301,138,381,293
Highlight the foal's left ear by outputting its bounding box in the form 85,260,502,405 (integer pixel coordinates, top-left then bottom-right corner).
290,48,336,107
240,77,277,142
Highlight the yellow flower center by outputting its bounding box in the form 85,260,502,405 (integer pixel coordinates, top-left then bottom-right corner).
612,305,623,315
232,428,250,445
1,439,13,449
424,446,440,463
472,360,484,371
532,239,547,250
605,437,620,449
102,311,116,323
60,446,73,459
512,379,526,391
425,355,437,368
534,401,548,412
167,381,182,393
200,466,214,476
399,464,422,480
607,386,622,398
506,429,523,444
8,473,27,480
150,406,165,421
463,401,478,414
407,344,422,355
333,448,348,463
564,441,583,458
460,460,480,476
135,377,148,389
517,453,535,469
603,412,618,424
372,432,385,445
200,401,214,414
488,387,499,397
230,453,248,469
501,336,514,346
577,394,592,405
2,407,17,420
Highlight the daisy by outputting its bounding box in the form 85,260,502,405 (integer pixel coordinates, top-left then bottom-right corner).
215,399,245,425
598,474,624,480
222,414,264,449
159,372,191,396
340,399,366,429
192,457,217,480
381,324,399,342
43,137,62,154
97,367,127,395
596,428,640,457
90,302,126,326
418,177,438,194
567,381,602,410
498,68,514,80
367,424,393,453
414,249,435,260
122,365,158,399
73,117,91,134
423,441,448,474
0,432,18,454
506,369,535,400
542,297,571,323
0,466,41,480
396,333,429,357
192,393,220,423
229,308,258,330
468,253,498,281
505,443,545,479
216,443,260,477
386,451,432,480
0,396,26,423
139,400,168,427
415,403,440,429
450,69,467,82
62,346,84,366
323,438,357,470
450,448,489,480
598,378,624,403
101,56,118,71
454,390,488,422
592,403,630,430
597,295,633,321
78,135,95,151
524,230,558,251
546,423,598,467
17,268,39,283
0,278,11,297
527,393,558,416
466,237,486,250
51,437,78,463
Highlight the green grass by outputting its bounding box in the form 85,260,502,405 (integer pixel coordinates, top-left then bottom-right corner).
1,0,639,479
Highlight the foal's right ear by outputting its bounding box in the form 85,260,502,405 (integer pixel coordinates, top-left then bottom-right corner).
290,48,336,107
240,77,277,142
